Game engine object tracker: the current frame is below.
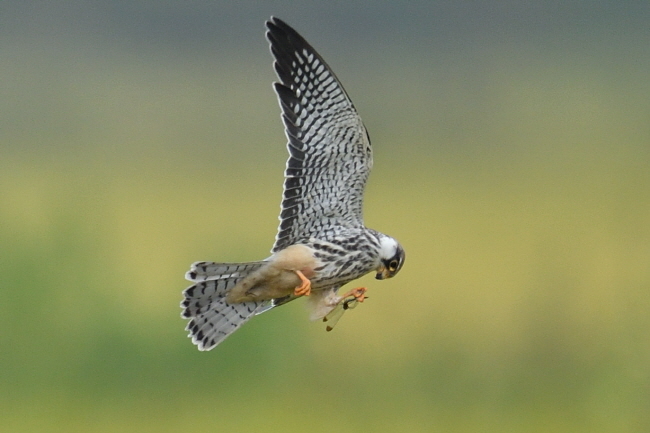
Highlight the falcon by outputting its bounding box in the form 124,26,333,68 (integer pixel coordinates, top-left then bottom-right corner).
180,17,405,350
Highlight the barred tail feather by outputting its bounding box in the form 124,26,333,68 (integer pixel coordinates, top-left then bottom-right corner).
181,261,269,350
185,260,266,282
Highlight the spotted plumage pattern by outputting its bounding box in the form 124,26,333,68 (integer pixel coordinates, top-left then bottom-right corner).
181,262,270,349
267,18,372,253
180,16,405,351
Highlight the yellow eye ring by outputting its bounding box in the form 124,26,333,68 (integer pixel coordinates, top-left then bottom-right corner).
388,260,399,272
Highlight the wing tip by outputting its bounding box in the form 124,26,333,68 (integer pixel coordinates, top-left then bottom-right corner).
265,16,292,36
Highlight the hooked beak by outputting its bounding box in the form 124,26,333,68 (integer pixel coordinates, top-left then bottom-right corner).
375,265,390,280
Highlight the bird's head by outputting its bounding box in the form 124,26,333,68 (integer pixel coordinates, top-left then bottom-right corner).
375,235,405,280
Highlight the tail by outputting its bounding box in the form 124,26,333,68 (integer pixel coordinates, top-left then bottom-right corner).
180,261,270,351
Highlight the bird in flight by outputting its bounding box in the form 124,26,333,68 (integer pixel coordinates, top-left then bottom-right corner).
180,17,405,350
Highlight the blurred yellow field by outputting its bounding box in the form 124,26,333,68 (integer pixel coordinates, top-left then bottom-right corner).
1,4,649,432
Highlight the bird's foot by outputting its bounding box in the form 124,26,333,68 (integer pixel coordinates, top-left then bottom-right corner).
339,287,367,306
322,288,368,331
293,270,312,296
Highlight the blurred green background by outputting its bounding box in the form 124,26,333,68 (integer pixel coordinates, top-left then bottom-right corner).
1,1,649,432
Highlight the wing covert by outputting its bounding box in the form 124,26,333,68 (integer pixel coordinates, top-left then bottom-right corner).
266,17,373,253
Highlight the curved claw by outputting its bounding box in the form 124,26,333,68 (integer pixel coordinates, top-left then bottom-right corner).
340,287,367,304
322,287,369,331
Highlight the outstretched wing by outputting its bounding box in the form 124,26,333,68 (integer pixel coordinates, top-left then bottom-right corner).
266,17,373,253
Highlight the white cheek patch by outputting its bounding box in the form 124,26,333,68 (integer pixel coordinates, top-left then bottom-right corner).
379,236,398,260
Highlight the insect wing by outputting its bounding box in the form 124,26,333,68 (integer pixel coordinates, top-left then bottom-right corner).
323,303,346,332
322,295,363,331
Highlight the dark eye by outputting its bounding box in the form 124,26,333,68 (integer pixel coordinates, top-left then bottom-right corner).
388,259,399,272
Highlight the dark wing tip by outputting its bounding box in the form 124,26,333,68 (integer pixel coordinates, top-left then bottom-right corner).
265,16,301,43
265,17,322,81
266,16,286,29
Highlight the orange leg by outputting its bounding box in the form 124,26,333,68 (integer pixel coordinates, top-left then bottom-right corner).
293,270,312,296
339,287,367,304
